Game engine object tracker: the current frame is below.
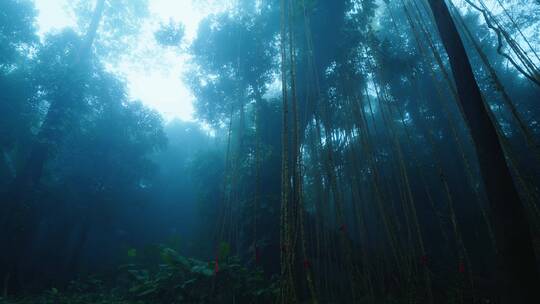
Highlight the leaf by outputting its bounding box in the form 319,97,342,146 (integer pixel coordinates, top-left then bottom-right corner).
137,287,158,297
191,264,213,277
160,247,190,269
128,270,148,281
127,248,137,257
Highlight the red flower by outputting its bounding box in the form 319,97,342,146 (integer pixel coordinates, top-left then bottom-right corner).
458,262,465,273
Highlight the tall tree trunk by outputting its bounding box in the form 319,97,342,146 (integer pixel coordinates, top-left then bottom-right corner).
426,1,539,302
279,0,293,301
1,0,106,295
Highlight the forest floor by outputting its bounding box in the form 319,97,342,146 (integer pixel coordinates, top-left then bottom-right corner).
0,247,278,304
1,293,130,304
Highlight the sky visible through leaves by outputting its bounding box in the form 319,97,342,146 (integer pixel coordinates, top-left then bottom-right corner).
34,0,233,121
33,0,539,122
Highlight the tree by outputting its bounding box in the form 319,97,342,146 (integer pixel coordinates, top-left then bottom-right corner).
154,20,185,47
426,0,539,302
1,0,152,294
0,0,37,66
1,19,106,293
188,10,276,127
0,0,38,188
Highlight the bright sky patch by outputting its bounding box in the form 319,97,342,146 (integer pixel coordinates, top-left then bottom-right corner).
34,0,232,121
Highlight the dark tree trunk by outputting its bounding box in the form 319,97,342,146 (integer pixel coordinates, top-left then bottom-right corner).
426,0,539,302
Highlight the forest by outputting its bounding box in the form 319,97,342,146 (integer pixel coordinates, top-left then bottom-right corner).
0,0,539,303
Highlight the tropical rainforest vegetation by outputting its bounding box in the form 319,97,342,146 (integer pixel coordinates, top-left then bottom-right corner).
1,0,539,303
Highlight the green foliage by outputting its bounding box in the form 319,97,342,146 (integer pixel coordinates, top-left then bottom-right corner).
70,0,149,59
1,0,538,302
2,248,277,303
154,20,185,47
0,0,37,66
123,248,277,303
188,9,277,126
127,248,137,258
0,0,38,177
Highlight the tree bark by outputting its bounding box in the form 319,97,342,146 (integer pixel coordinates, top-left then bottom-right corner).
426,0,539,302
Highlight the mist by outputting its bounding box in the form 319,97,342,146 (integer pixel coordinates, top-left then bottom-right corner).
1,0,539,303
